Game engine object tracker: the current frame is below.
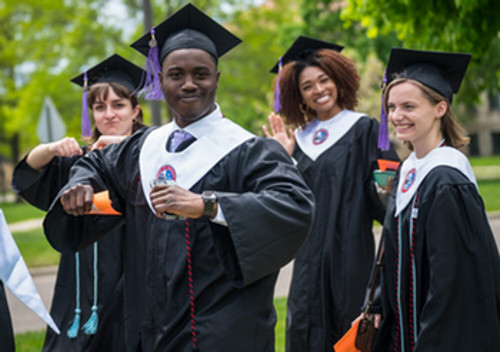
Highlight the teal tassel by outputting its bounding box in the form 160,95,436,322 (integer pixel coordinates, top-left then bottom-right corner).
66,308,81,338
82,306,99,335
82,243,99,335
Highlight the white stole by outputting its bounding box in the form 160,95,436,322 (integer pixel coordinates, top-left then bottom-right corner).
139,113,254,214
395,147,477,216
295,110,365,161
0,209,60,334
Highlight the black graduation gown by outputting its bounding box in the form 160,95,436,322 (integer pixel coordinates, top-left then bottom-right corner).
286,116,399,351
0,282,14,352
373,166,500,351
43,127,315,352
12,154,125,352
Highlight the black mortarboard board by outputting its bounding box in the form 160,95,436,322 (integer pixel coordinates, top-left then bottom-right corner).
70,54,145,92
385,48,471,101
130,3,241,64
270,35,344,73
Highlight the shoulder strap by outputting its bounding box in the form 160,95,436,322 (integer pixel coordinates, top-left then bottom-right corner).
364,238,385,313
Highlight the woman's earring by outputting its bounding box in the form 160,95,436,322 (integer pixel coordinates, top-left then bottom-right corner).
299,103,308,121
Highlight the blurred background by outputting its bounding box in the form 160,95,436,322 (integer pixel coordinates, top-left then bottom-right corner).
1,1,499,350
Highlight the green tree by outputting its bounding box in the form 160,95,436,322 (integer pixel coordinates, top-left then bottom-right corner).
0,0,128,157
341,0,500,106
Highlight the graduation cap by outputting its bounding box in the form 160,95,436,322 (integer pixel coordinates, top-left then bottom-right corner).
269,36,343,113
385,48,471,102
70,54,145,92
130,3,241,101
70,54,146,138
377,48,471,150
269,35,344,74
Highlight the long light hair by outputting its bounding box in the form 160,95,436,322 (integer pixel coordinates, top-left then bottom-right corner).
384,78,469,150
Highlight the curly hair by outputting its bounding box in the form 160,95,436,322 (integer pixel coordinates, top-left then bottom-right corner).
384,78,469,150
87,82,146,142
275,48,360,129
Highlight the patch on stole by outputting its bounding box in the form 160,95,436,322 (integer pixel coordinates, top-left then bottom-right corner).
312,128,329,145
402,168,416,193
156,164,177,181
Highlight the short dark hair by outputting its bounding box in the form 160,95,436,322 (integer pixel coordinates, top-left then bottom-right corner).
275,48,360,129
87,82,146,141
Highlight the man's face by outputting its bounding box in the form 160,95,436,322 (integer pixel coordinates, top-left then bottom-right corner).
160,48,220,128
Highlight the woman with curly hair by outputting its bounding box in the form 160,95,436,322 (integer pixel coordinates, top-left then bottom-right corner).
263,36,399,351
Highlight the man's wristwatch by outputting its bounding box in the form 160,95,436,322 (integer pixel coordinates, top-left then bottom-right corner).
201,191,217,218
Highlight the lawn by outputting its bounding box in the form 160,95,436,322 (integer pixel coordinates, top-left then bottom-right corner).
469,155,500,166
14,330,45,352
0,200,45,223
478,179,500,212
15,298,288,351
12,227,60,267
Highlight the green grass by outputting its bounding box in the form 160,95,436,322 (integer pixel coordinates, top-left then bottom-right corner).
15,298,288,351
12,228,60,267
0,201,45,223
478,179,500,212
275,297,286,351
14,330,45,352
469,155,500,166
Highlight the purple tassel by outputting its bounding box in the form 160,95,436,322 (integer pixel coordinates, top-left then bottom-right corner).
138,28,164,101
273,57,283,113
81,72,92,139
377,71,390,151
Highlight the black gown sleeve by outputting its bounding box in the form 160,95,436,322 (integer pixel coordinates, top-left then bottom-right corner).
43,131,145,252
12,150,84,211
416,180,500,351
0,282,14,352
214,138,315,287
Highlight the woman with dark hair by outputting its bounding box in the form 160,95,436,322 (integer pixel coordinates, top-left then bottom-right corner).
368,48,500,351
12,54,146,352
263,36,399,351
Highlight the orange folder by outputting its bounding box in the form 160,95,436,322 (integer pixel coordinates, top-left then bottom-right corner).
377,159,400,172
88,190,122,215
333,319,361,352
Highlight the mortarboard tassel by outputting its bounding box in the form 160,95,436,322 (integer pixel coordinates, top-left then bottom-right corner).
378,71,390,151
273,57,283,113
139,28,164,101
82,243,99,335
81,72,92,139
67,253,81,338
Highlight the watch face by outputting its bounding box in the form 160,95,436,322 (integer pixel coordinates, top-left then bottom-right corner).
202,191,216,217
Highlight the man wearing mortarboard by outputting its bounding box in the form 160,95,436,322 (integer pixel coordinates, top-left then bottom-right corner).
43,3,315,352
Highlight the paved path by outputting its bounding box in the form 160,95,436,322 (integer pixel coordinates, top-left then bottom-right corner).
6,215,500,334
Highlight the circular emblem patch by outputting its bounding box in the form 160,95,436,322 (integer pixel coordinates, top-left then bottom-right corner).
156,165,176,182
401,168,416,193
312,129,329,145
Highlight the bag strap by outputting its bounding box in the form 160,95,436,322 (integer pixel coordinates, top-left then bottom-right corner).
364,238,385,314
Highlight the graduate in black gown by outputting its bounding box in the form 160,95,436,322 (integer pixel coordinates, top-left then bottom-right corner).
0,282,14,352
42,4,315,352
263,36,399,351
369,48,500,351
12,55,147,352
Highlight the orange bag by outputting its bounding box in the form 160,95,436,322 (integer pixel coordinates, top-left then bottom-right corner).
88,190,122,215
333,319,361,352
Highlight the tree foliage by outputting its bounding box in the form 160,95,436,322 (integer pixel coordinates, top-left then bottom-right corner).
0,0,127,156
341,0,500,104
